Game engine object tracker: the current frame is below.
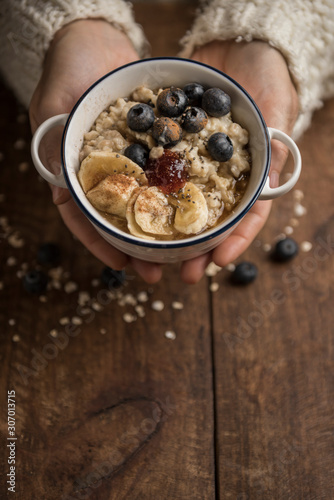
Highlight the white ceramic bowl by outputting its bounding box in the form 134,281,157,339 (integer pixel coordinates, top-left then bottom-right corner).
31,57,301,263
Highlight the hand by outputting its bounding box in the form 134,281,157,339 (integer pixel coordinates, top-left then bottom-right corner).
180,40,299,283
30,20,163,283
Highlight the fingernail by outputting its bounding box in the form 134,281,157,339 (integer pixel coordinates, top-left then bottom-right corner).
270,172,280,188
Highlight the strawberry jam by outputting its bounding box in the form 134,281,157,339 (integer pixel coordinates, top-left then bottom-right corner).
145,150,189,194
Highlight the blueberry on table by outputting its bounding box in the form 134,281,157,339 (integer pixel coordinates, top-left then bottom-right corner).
23,270,48,293
181,107,208,133
272,238,299,262
202,87,231,117
207,132,233,162
124,143,149,169
152,117,182,148
101,267,126,289
231,262,258,285
156,87,188,117
127,103,155,132
183,83,205,106
37,242,61,265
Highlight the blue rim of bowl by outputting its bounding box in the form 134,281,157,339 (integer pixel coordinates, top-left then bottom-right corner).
61,56,271,249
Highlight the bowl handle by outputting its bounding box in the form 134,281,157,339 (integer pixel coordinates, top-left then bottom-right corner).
258,127,302,200
31,114,69,188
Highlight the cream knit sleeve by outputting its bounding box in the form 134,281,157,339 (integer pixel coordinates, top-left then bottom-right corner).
0,0,149,108
180,0,334,138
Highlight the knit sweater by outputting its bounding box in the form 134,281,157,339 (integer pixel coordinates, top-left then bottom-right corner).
0,0,333,139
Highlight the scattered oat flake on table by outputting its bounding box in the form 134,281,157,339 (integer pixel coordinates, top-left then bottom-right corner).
123,312,137,323
300,241,313,252
274,233,286,242
135,305,145,317
205,262,222,277
14,138,26,150
165,330,176,340
290,218,299,227
72,316,82,325
8,319,16,326
119,293,137,307
293,189,304,202
210,282,219,292
59,317,70,326
225,263,236,272
137,291,149,303
263,243,272,252
284,226,294,235
172,301,184,310
92,301,103,311
151,300,164,311
294,203,307,217
100,328,107,335
8,232,25,248
64,281,78,293
6,256,17,266
91,278,100,287
12,334,20,343
78,291,90,305
49,329,58,338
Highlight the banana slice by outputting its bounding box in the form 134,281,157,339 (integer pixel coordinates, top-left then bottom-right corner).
126,187,174,239
126,187,156,240
78,151,147,192
174,182,208,234
86,174,139,218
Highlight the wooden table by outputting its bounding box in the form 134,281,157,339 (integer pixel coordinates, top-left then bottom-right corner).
1,3,334,499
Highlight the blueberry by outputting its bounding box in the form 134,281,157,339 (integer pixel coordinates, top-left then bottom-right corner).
183,83,205,106
271,238,299,262
101,267,126,289
152,117,182,148
157,87,188,117
207,132,233,162
231,262,258,285
23,270,48,293
127,104,155,132
124,143,149,169
181,107,208,133
202,88,231,117
37,242,61,266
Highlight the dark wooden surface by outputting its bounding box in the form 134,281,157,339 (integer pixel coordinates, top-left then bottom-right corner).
1,2,334,499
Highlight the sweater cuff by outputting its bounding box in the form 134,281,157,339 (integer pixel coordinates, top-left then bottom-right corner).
0,0,150,108
179,0,334,139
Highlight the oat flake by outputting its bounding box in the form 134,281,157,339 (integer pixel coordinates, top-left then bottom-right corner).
8,319,16,326
100,328,107,335
59,317,70,326
210,282,219,292
225,263,236,272
151,300,164,311
12,334,20,343
137,291,149,303
205,262,222,277
165,330,176,340
49,329,58,338
300,241,312,252
64,281,78,293
123,313,137,323
172,301,184,310
263,243,272,252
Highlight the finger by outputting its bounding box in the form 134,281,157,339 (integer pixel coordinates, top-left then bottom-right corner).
129,258,163,284
213,200,272,267
58,198,128,269
180,253,212,284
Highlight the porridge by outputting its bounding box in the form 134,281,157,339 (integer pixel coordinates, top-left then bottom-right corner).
78,83,251,240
